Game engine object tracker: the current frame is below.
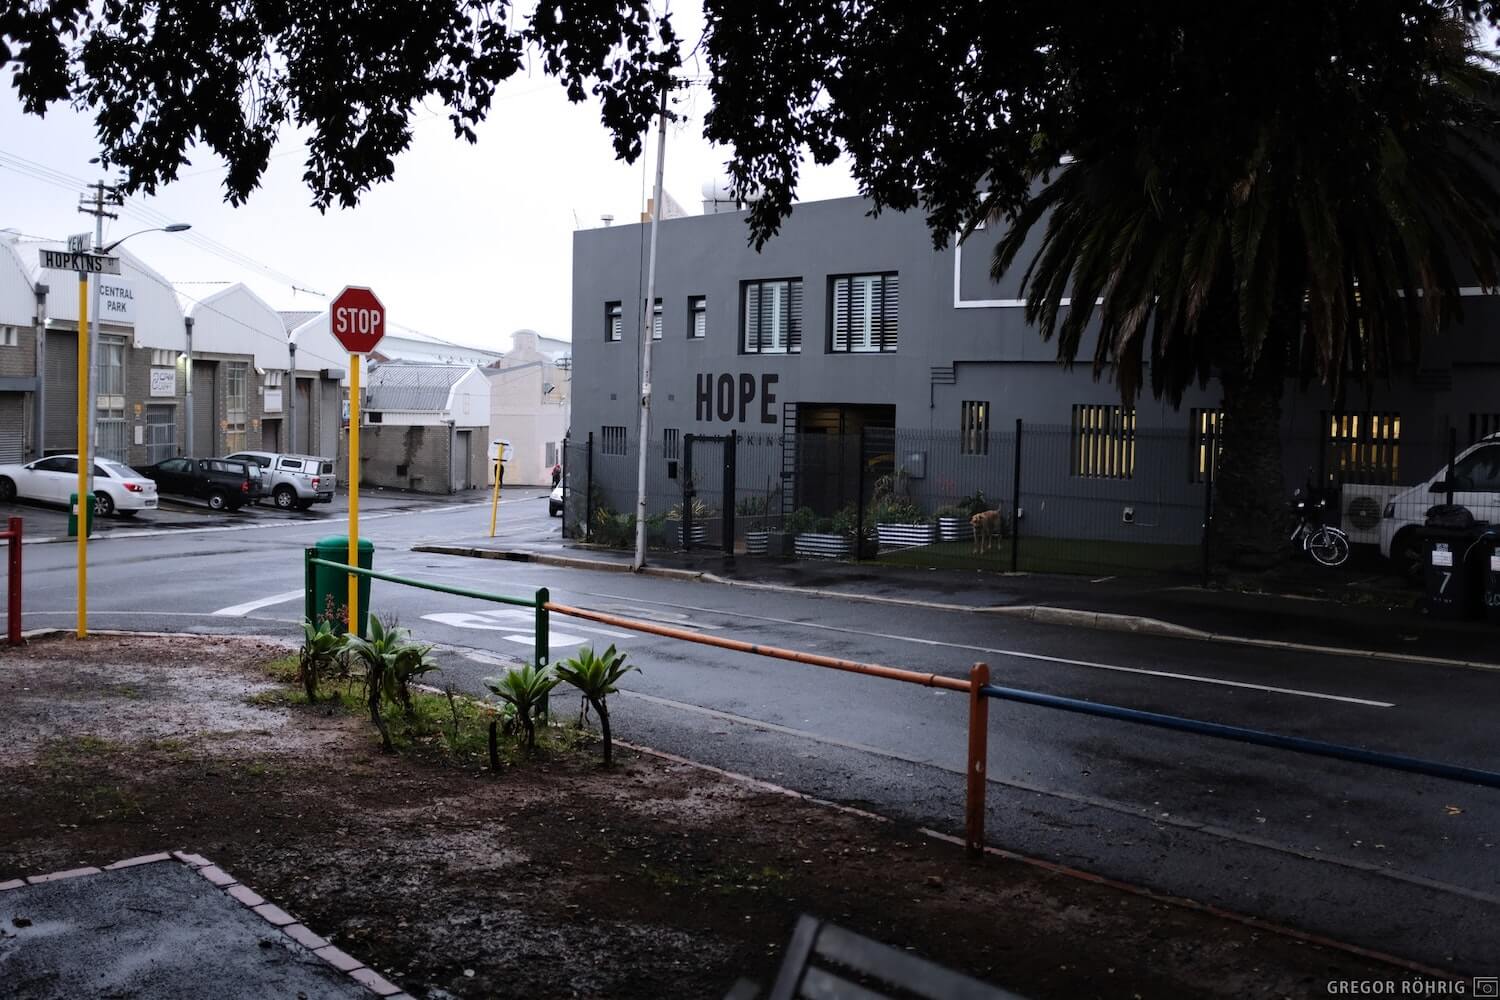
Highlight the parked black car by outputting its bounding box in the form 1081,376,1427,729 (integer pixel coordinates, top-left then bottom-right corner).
139,457,265,511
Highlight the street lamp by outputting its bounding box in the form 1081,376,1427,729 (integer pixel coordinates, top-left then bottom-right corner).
84,221,191,499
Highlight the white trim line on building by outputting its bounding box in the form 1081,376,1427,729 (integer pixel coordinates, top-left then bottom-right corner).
952,238,1499,311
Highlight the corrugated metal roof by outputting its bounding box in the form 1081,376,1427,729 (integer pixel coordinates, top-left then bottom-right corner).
364,364,471,411
279,310,319,333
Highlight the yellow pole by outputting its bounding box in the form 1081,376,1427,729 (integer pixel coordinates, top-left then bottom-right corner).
347,353,361,636
489,455,501,537
75,273,89,638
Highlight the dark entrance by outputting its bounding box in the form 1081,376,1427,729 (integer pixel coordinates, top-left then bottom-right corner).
789,404,895,515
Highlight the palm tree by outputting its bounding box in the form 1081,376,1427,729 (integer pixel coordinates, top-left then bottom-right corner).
989,19,1500,568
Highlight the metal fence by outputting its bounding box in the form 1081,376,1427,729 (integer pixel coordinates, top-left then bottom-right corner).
559,418,1472,578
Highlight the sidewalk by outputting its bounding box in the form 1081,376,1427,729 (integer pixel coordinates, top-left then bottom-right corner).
415,537,1499,668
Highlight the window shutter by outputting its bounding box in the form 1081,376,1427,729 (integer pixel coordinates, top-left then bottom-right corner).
850,277,869,350
832,278,850,352
881,274,899,351
744,285,761,352
787,280,803,353
760,283,776,352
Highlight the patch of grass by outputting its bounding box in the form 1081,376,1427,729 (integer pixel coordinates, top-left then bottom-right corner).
640,860,790,895
40,734,121,768
264,654,301,685
878,536,1201,577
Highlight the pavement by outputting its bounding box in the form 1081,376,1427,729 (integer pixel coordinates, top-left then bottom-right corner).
0,854,399,999
414,538,1500,669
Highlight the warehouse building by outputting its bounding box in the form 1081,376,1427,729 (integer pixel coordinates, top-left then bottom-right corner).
568,193,1500,553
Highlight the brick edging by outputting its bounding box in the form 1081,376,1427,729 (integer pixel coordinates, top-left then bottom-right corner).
1,852,410,999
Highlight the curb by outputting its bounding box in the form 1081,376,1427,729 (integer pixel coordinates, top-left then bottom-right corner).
415,546,1500,673
1,852,409,997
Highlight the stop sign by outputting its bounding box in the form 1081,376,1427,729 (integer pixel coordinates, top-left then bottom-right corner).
329,286,386,354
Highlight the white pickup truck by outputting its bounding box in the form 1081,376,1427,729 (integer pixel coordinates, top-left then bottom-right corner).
225,451,337,511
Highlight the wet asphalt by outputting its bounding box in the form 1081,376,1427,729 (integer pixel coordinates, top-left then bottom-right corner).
5,490,1498,974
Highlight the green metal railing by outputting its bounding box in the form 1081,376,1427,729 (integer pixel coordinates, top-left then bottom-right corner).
303,553,550,669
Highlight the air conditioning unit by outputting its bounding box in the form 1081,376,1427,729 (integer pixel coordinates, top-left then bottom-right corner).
1340,483,1405,545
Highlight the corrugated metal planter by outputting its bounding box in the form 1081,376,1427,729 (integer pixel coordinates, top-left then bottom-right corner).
937,517,973,542
795,533,852,559
675,523,708,547
745,530,770,555
876,523,938,550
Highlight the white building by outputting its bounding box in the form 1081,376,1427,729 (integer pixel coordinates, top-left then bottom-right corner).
360,363,492,493
486,329,572,486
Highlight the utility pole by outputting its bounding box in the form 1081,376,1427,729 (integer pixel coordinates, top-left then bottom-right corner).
78,179,122,484
183,316,195,457
633,83,669,572
287,340,297,453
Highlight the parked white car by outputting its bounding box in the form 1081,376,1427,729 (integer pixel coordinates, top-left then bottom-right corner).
0,455,158,517
1379,432,1500,576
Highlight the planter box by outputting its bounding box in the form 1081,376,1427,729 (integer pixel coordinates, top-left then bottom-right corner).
877,522,938,550
937,517,973,543
764,531,796,557
674,523,708,547
745,530,770,556
795,532,852,560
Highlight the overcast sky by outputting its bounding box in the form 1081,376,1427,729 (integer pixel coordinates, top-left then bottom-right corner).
0,7,858,354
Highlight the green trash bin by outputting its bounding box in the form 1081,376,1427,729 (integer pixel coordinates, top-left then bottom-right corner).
307,535,375,636
67,492,95,538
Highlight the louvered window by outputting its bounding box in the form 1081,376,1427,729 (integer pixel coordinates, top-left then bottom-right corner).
1189,408,1223,483
741,279,802,354
1324,411,1400,484
689,296,706,339
1071,404,1136,479
605,302,622,342
602,425,628,457
831,273,898,352
960,401,989,456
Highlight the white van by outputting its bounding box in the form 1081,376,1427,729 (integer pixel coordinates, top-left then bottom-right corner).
1379,432,1500,575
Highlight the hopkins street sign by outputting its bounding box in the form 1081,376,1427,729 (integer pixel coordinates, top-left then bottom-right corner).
40,248,121,275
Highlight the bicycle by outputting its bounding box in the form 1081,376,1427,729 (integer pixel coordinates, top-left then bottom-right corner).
1290,486,1350,567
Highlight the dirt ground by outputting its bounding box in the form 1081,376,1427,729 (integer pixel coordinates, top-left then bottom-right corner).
0,634,1427,999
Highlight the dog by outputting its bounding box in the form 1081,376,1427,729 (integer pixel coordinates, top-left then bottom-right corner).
971,508,1003,554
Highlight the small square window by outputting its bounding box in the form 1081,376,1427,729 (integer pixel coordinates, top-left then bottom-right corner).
602,425,628,456
960,401,989,456
606,302,623,342
0,326,16,348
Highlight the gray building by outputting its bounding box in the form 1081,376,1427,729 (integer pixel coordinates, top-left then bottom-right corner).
569,195,1500,552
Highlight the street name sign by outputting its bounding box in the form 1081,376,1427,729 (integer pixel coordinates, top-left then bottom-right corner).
40,249,121,275
330,286,386,354
67,233,92,252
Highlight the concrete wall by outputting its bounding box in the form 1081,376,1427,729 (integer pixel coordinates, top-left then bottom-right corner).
357,422,489,494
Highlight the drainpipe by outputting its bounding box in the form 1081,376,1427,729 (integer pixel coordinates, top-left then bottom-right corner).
183,316,194,457
32,283,48,460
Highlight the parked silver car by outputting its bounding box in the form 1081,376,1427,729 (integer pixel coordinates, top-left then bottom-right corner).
225,451,337,511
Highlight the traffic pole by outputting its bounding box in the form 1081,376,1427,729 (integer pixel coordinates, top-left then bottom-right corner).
347,353,361,637
75,271,89,638
489,454,502,537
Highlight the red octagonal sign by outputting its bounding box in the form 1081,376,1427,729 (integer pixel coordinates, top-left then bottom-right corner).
330,286,386,355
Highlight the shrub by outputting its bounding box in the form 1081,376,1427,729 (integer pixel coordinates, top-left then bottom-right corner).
933,504,969,520
784,506,818,536
344,615,415,752
873,498,926,525
484,664,560,752
736,494,771,517
298,619,346,704
554,644,638,766
666,496,717,521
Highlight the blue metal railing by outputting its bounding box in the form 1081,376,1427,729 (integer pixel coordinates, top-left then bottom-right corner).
979,683,1500,790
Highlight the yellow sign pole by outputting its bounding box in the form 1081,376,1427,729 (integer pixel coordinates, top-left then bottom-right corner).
75,273,89,638
347,353,361,637
489,455,502,537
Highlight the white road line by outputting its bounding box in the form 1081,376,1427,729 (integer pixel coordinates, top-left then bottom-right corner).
471,607,634,639
211,590,306,617
576,590,1393,708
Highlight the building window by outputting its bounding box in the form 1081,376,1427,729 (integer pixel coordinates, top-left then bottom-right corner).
366,411,383,424
97,335,126,398
663,428,680,460
545,441,558,467
830,273,899,352
225,361,249,452
648,298,663,340
960,401,989,456
602,425,627,457
741,278,802,354
1324,411,1400,484
1189,408,1223,483
606,301,622,342
1470,412,1500,444
689,296,706,339
1072,404,1136,479
264,370,283,388
149,348,176,366
1,326,19,347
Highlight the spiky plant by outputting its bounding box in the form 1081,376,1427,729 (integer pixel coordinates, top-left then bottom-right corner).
343,614,411,751
484,664,560,751
554,644,638,766
297,618,345,704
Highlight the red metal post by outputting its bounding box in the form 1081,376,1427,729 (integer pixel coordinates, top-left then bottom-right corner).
965,662,991,858
6,517,20,646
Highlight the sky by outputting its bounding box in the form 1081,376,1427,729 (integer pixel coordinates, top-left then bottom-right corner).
0,7,858,354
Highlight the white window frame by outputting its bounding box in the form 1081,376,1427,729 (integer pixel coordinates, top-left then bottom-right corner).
1,325,20,347
831,273,898,353
606,301,623,342
742,278,802,355
689,296,707,339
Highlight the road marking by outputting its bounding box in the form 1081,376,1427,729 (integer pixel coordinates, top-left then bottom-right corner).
576,590,1393,708
211,590,305,617
468,607,634,639
420,612,593,648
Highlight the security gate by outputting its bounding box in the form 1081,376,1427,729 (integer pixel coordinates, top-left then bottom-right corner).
682,431,736,553
145,405,176,464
